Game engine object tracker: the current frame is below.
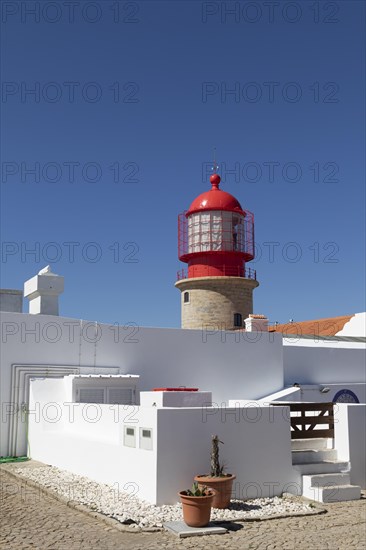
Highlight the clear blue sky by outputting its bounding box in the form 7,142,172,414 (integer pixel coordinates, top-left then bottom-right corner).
1,0,365,328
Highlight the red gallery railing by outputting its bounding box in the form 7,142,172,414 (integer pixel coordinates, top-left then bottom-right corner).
177,265,257,281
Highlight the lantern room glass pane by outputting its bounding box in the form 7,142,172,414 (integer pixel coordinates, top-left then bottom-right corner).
187,211,245,253
211,213,221,250
201,213,210,251
222,211,232,251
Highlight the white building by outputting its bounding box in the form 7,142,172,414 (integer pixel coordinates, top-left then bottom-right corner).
0,176,365,505
0,268,365,504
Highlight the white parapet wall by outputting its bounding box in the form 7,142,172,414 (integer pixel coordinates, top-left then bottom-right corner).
335,404,366,488
156,404,300,504
28,378,300,505
1,311,284,457
29,378,158,503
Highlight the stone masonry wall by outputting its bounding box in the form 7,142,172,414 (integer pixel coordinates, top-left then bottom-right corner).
175,277,259,330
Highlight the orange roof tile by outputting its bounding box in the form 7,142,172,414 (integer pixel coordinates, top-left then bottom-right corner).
271,315,354,337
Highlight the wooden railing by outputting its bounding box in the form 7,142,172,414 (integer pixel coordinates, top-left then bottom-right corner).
272,402,334,439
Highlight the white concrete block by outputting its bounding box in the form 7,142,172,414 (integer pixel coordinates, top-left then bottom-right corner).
291,438,328,451
24,268,64,315
24,273,64,297
302,473,351,491
164,521,227,538
294,461,349,475
140,391,212,408
303,484,361,503
245,315,268,332
292,449,337,464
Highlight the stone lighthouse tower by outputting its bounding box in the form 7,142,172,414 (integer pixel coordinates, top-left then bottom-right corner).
175,170,259,330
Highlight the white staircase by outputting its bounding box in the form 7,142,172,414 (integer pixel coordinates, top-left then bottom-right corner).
292,438,361,503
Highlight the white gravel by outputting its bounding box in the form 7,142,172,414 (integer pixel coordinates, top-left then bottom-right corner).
14,465,315,529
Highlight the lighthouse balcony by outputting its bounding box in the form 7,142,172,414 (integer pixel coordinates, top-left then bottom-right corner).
176,265,257,281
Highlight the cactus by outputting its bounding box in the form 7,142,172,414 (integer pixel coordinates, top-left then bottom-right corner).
186,482,209,497
210,435,224,477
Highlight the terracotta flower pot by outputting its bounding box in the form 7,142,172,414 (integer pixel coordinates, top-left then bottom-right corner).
194,474,236,509
179,490,215,527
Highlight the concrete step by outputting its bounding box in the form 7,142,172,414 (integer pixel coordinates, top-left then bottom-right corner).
292,449,337,464
303,484,361,503
291,438,329,451
294,460,349,475
302,472,351,491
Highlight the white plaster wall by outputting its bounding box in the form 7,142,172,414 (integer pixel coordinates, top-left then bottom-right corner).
92,323,284,403
336,313,366,337
29,378,158,503
283,339,366,386
155,405,300,505
335,404,366,488
1,312,284,456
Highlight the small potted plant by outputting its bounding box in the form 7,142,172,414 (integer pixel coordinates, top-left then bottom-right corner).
179,482,216,527
194,435,236,509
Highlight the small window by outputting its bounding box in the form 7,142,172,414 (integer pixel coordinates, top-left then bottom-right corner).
234,313,242,327
184,291,190,303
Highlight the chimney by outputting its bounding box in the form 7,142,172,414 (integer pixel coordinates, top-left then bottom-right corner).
245,314,268,332
24,266,64,315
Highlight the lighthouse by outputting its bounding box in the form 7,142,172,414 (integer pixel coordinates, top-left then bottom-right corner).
175,170,259,330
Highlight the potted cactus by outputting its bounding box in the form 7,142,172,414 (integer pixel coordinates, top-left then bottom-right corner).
179,482,216,527
194,435,236,509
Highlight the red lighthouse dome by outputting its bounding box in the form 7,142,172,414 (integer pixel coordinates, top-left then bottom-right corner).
187,174,245,215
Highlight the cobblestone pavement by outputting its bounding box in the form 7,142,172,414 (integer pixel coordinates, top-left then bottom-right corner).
1,469,365,550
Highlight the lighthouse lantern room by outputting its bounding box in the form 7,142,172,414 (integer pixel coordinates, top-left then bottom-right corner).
175,171,259,330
